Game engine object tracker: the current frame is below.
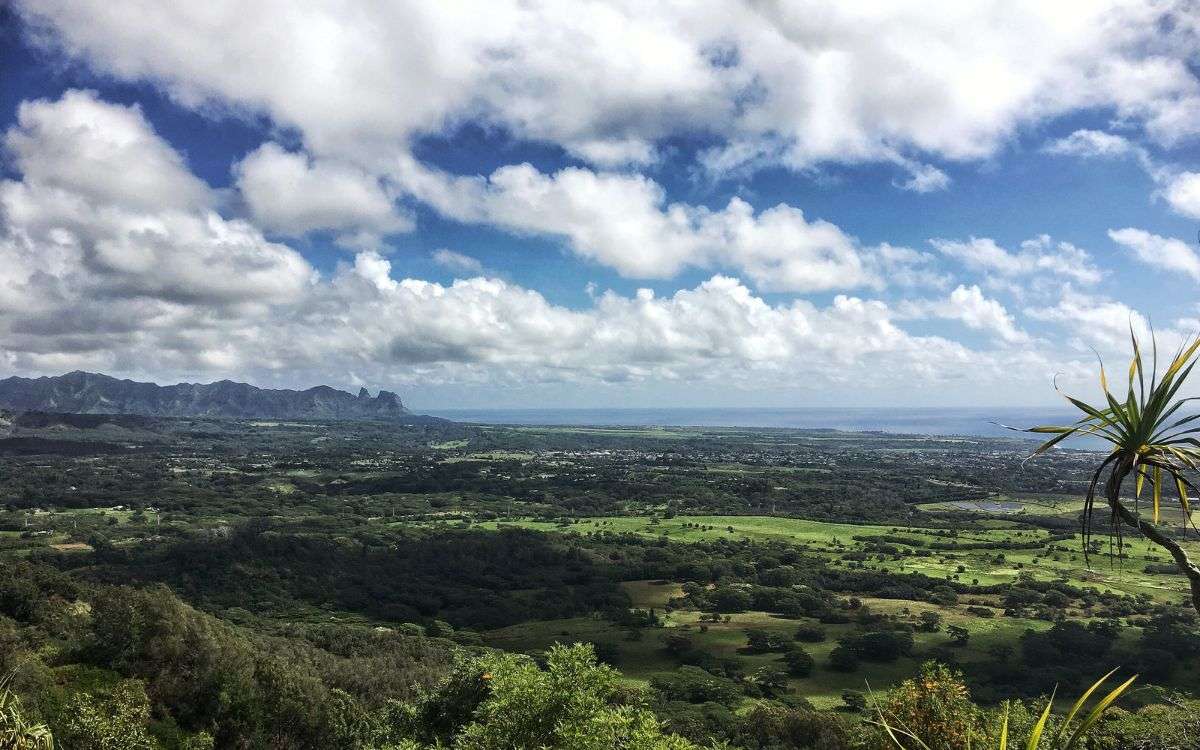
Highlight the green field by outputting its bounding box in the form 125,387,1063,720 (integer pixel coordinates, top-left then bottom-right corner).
482,582,1054,708
481,514,1195,601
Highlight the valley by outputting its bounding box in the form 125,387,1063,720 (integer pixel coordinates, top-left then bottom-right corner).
3,414,1199,746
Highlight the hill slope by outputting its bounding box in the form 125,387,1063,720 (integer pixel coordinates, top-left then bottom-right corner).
0,371,430,422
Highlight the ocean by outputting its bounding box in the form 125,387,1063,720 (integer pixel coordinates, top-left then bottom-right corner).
423,407,1086,442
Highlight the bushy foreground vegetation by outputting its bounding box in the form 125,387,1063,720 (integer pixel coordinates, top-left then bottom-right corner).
6,623,1198,750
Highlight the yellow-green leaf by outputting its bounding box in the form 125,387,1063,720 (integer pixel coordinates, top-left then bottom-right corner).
1164,337,1200,381
1025,696,1052,750
1064,673,1138,749
999,703,1009,750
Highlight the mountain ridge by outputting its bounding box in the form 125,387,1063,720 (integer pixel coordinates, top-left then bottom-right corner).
0,371,432,422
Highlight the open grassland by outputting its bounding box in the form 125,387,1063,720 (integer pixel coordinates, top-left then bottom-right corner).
482,583,1057,708
484,579,1195,709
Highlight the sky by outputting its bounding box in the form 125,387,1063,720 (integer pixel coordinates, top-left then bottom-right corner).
2,2,1200,409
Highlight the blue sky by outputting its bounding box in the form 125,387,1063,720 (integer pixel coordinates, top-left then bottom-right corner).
3,2,1200,408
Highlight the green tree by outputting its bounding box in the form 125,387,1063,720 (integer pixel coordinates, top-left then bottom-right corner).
841,690,867,713
746,667,789,698
946,625,970,646
59,680,158,750
828,645,859,673
414,644,697,749
782,646,815,677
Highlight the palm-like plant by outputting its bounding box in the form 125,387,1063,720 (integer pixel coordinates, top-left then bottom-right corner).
876,669,1136,750
1016,330,1200,613
0,674,54,750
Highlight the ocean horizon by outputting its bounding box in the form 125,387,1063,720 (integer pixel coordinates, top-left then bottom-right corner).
422,406,1085,441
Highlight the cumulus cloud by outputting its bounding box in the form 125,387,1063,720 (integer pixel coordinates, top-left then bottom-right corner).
15,0,1200,185
1025,288,1152,352
5,90,212,212
1108,227,1200,281
1163,172,1200,219
0,90,1034,393
0,91,315,369
395,158,918,292
234,143,412,238
0,78,1185,403
902,285,1029,344
261,254,983,387
931,235,1102,285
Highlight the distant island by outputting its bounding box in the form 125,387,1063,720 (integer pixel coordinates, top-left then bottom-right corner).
0,371,439,422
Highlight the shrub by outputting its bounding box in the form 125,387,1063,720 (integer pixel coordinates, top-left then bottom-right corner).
828,645,859,673
782,646,815,677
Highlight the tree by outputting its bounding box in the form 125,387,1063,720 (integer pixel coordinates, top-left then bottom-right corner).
648,667,740,706
828,645,859,673
732,703,853,750
1017,332,1200,613
946,625,970,646
743,629,786,654
419,644,698,749
839,631,914,662
782,646,814,677
747,667,789,698
841,690,867,713
59,680,158,750
875,662,983,750
919,611,943,633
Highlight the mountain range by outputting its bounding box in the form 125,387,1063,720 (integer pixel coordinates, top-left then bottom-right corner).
0,371,429,422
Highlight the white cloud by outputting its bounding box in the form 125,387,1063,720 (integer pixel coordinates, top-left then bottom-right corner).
931,235,1102,285
896,162,951,193
16,1,1200,185
234,142,412,237
903,285,1029,344
4,90,212,212
0,91,315,370
0,90,1020,392
1042,130,1200,222
1108,227,1200,281
1026,288,1151,351
1042,129,1134,158
4,75,1193,404
396,158,905,292
1163,172,1200,220
432,249,484,275
230,256,988,387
